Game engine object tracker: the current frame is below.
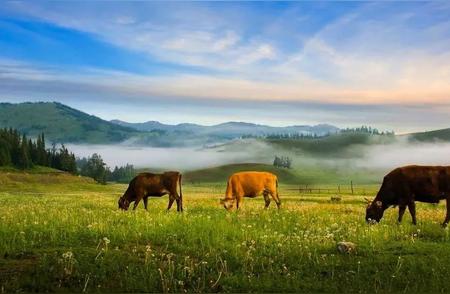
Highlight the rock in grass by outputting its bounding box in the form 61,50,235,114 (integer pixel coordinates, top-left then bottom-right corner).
337,241,356,254
330,195,342,202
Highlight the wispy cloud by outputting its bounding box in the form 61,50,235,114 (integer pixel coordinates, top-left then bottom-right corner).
0,2,449,131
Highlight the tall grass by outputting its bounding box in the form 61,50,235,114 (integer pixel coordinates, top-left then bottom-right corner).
1,184,450,292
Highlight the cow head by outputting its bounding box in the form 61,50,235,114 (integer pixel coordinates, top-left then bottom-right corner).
365,198,384,223
220,198,234,211
118,196,130,210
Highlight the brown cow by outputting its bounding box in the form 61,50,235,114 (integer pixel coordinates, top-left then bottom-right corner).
220,171,280,210
118,171,183,211
366,165,450,226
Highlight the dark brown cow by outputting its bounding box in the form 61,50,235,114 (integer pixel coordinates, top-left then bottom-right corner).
366,165,450,226
118,171,183,211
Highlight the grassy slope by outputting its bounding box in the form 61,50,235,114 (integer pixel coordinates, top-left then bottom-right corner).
183,163,382,185
0,102,137,143
0,166,122,194
266,133,396,157
184,163,300,184
1,171,450,292
408,128,450,142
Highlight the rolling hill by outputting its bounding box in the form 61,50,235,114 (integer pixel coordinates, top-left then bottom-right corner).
183,163,301,184
0,102,138,143
408,128,450,142
183,162,383,184
0,165,117,193
265,132,397,157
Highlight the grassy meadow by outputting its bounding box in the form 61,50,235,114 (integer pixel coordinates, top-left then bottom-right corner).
1,169,450,293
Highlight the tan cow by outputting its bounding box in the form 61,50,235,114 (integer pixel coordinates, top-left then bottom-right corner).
220,171,280,210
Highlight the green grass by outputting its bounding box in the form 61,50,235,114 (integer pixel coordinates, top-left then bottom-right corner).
1,171,450,292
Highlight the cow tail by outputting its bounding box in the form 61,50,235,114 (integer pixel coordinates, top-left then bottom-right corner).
276,177,281,206
179,173,183,211
276,177,279,196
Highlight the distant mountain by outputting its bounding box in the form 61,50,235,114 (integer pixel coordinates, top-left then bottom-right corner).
111,119,339,139
8,102,435,148
0,102,138,143
110,119,204,133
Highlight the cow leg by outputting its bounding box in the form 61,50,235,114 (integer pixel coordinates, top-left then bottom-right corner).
442,196,450,227
174,193,183,212
176,198,183,212
236,196,242,210
133,198,141,210
143,197,149,211
167,196,175,211
270,191,281,209
408,201,417,225
133,189,144,210
398,205,406,223
263,192,271,209
175,196,181,212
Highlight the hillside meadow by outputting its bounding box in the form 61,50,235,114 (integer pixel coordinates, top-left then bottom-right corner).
1,169,450,292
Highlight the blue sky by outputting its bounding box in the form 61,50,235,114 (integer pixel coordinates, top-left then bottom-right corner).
0,1,449,132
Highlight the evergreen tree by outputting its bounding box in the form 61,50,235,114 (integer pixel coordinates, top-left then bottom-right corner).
0,138,11,166
81,153,108,184
17,134,32,169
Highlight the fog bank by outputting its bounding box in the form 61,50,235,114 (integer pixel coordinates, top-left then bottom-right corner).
66,140,274,170
67,140,450,172
355,142,450,170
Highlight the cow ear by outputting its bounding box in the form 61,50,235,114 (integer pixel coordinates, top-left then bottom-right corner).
375,201,382,208
219,199,224,204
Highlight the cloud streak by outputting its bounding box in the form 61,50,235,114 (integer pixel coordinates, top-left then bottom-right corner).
0,2,449,131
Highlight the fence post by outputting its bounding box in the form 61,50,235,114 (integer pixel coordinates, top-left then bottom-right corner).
338,184,340,194
351,181,354,195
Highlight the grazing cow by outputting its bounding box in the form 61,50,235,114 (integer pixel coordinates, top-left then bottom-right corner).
118,171,183,211
220,171,280,210
365,165,450,226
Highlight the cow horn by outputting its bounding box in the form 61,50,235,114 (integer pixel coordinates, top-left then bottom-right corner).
364,197,371,204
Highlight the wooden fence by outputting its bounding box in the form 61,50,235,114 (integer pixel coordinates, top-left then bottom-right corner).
286,182,380,196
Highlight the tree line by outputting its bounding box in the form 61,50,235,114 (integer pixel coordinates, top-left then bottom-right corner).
340,126,395,136
253,126,395,140
0,128,77,172
0,128,136,184
266,133,325,140
77,154,136,184
273,155,292,169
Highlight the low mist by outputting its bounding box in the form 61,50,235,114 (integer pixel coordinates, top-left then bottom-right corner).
354,141,450,170
66,140,274,171
67,139,450,173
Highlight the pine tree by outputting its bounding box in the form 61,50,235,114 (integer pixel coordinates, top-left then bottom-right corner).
17,134,32,169
0,138,11,166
